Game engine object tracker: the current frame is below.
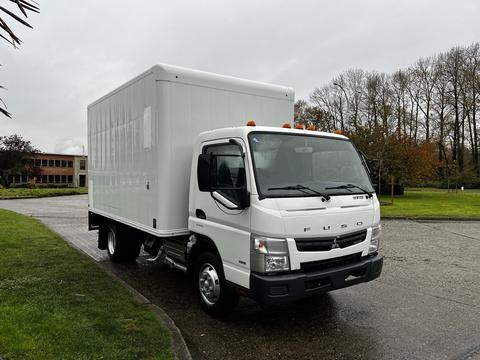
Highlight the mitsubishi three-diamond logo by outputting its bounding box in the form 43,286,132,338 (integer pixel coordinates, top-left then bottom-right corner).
331,237,339,249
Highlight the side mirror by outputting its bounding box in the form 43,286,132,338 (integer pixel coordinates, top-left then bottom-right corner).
366,159,379,179
358,151,378,180
237,188,251,209
198,152,251,210
197,154,211,191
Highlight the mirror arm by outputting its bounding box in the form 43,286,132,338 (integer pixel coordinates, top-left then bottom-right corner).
211,191,241,210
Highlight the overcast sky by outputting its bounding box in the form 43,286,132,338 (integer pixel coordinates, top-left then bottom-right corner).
1,0,480,153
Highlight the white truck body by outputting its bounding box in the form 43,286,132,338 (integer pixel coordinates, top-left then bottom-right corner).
88,64,383,316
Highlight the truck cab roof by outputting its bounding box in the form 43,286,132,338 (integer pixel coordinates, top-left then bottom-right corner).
197,126,349,143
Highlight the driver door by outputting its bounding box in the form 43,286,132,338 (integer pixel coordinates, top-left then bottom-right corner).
195,138,252,289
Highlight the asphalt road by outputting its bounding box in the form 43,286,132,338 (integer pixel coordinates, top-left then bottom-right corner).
1,195,479,360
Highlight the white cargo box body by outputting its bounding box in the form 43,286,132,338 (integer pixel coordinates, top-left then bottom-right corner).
88,64,294,237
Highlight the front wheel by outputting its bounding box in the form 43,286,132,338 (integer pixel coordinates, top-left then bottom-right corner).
194,252,239,318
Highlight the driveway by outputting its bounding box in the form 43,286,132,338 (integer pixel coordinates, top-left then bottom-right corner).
1,195,479,360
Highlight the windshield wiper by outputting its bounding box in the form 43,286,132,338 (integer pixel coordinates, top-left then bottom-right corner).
325,183,373,198
268,184,331,202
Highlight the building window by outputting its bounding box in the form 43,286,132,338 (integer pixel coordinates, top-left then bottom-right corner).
55,175,60,183
61,160,67,167
80,159,86,170
67,175,73,183
41,159,48,167
41,175,47,183
35,159,42,167
49,159,54,167
55,160,61,167
67,161,73,168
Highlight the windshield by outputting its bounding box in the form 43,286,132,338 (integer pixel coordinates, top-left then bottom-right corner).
248,132,374,198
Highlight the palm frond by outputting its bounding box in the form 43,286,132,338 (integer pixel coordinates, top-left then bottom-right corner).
10,0,39,15
0,0,40,118
0,17,22,47
0,6,33,28
0,0,39,47
0,97,11,118
0,31,15,46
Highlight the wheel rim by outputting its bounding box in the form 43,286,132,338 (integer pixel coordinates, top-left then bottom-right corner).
198,263,220,305
107,229,116,255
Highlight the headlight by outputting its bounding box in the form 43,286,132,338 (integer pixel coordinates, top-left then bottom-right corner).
369,224,381,254
251,235,290,273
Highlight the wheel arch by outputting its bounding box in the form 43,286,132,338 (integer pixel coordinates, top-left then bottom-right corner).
188,233,223,275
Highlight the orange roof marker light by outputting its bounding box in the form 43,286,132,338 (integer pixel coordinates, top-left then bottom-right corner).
295,124,304,130
282,122,292,128
307,124,316,131
246,120,256,126
334,129,343,135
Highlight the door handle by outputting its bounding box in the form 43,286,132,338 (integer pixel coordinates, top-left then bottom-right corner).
196,209,206,219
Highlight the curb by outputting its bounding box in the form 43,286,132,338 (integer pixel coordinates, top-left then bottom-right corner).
382,216,480,222
96,262,192,360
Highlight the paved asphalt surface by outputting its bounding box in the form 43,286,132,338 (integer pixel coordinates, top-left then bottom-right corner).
1,195,480,360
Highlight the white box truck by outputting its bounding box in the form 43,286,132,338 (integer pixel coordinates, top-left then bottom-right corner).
88,64,383,317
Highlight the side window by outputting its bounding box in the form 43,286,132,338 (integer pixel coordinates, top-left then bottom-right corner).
204,144,246,189
203,143,247,203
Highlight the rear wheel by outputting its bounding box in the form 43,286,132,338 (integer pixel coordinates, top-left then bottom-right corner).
106,223,141,263
194,252,239,318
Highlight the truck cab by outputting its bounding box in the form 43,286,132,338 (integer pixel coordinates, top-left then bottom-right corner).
188,124,383,315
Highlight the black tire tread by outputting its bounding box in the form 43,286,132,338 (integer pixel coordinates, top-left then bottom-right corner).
107,223,141,263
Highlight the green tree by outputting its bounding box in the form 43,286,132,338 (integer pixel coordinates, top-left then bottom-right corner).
0,134,39,187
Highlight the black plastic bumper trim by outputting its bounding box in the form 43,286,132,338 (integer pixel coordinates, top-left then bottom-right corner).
249,253,383,304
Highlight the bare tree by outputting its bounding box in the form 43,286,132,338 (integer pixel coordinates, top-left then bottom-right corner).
305,42,480,185
431,54,451,171
412,57,437,140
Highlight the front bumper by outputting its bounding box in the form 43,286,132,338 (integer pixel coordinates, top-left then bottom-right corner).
249,253,383,304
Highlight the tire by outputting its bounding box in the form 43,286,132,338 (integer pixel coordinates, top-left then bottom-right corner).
194,251,239,318
106,223,141,263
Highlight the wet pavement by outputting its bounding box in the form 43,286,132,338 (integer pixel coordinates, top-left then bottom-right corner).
1,195,479,360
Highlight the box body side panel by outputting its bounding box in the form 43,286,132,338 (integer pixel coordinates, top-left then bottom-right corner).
88,73,160,230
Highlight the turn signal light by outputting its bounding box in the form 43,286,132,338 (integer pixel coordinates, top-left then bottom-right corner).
247,120,256,126
307,125,316,131
334,129,342,134
282,123,292,128
295,124,304,130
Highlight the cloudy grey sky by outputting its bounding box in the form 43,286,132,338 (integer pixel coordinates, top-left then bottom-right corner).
1,0,480,153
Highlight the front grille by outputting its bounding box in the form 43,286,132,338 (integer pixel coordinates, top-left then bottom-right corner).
295,230,367,252
300,252,363,273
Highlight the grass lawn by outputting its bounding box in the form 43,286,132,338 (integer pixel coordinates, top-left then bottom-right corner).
0,209,173,360
379,188,480,219
0,187,88,199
